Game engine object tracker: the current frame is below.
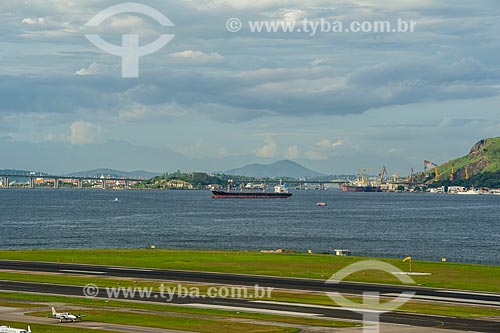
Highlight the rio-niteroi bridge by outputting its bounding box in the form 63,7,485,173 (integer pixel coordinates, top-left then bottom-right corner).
0,173,145,189
0,173,350,190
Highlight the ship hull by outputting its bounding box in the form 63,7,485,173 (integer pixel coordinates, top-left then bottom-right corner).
342,185,381,192
211,190,292,199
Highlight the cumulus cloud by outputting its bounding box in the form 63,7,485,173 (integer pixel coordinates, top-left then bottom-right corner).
304,139,346,160
217,147,228,157
69,121,102,144
315,139,346,149
257,137,277,158
74,62,112,76
304,150,327,161
199,0,298,10
274,9,307,22
285,145,300,159
108,16,145,30
21,17,46,25
169,50,223,62
311,58,332,66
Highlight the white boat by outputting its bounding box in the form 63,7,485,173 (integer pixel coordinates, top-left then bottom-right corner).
457,190,481,195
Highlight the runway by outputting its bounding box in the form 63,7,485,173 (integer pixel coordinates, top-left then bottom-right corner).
0,260,498,307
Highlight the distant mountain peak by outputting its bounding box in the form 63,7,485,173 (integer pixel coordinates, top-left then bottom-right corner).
225,160,324,179
67,168,160,179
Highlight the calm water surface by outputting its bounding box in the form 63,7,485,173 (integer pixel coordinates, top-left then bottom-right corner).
0,189,498,263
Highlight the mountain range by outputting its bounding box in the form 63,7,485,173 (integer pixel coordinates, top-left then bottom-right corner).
1,160,324,180
0,136,417,176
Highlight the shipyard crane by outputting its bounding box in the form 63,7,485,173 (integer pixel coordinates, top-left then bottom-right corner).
408,168,414,183
358,168,369,185
424,160,438,170
392,172,399,183
424,160,440,181
378,166,388,184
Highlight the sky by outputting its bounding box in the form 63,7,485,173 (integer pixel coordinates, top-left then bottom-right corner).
1,0,500,175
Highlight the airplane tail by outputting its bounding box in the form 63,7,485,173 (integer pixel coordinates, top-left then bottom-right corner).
27,325,32,333
51,306,57,315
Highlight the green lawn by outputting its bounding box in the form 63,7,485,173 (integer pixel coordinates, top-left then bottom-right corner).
28,310,300,333
0,249,499,292
0,300,43,308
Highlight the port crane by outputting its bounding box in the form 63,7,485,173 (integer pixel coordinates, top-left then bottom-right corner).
424,160,440,181
378,166,388,184
392,172,399,183
408,168,414,183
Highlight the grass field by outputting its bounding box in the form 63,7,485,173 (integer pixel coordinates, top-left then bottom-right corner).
0,249,499,292
0,292,359,329
27,310,301,333
0,300,43,308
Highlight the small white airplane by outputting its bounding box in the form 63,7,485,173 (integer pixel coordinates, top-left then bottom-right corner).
49,307,85,322
0,325,31,333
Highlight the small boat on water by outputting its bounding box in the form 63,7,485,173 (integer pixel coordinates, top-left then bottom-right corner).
456,186,481,195
316,202,327,207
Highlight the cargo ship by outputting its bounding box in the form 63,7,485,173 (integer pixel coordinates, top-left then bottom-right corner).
212,183,292,199
342,173,381,192
341,184,381,192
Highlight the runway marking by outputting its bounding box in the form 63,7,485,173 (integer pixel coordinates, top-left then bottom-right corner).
251,300,384,314
108,267,153,272
184,303,322,317
382,293,500,306
393,312,455,319
437,290,500,297
59,269,107,275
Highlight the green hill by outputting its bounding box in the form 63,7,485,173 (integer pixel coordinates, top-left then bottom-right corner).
427,137,500,187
